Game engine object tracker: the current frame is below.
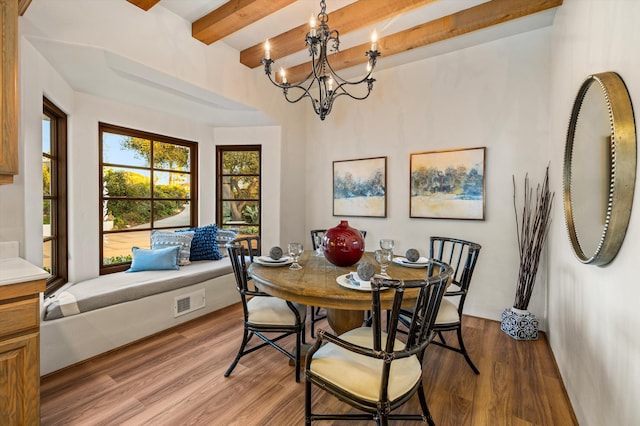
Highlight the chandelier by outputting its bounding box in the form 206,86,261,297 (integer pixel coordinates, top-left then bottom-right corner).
261,0,380,120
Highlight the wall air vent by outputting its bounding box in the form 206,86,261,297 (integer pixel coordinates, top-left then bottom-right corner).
174,289,205,317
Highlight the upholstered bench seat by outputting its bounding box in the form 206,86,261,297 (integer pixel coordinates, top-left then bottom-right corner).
40,258,239,375
43,259,233,321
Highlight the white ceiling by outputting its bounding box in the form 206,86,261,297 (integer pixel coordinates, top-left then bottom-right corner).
24,0,559,127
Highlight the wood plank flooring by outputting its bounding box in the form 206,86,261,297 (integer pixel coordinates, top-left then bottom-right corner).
40,304,577,425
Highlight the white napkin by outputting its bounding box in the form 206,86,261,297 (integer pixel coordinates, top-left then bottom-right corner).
258,256,290,263
348,272,372,289
403,256,429,264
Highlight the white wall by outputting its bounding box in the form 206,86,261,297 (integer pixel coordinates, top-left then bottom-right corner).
0,35,75,264
68,93,219,282
20,0,245,107
16,53,289,283
547,0,640,424
213,126,282,250
304,28,553,323
7,1,307,282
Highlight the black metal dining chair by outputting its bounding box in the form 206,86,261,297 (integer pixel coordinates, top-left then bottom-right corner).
429,236,481,374
304,261,453,426
225,243,307,382
399,236,482,374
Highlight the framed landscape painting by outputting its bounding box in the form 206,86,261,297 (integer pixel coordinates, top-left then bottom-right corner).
410,147,486,220
333,156,387,217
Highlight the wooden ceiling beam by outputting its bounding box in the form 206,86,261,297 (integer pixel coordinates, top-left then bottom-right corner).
281,0,563,84
18,0,33,16
193,0,296,45
240,0,438,69
126,0,160,11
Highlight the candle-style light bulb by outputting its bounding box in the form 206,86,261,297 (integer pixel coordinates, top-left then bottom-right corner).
371,30,378,51
264,39,271,60
310,16,317,37
328,77,334,91
280,67,287,84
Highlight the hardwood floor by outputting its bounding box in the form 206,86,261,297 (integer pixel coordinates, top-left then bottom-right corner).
40,304,577,425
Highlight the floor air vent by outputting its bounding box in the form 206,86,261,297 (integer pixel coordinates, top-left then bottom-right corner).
174,289,206,317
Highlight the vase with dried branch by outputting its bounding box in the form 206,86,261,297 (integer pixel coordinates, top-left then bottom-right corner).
501,165,554,340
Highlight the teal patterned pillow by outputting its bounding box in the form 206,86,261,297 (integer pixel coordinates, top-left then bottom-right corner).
150,230,195,266
176,224,221,261
217,229,238,257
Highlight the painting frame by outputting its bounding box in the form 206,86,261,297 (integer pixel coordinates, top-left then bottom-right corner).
333,156,387,218
410,147,486,220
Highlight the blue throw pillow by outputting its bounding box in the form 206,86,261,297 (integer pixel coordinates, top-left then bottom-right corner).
176,224,221,261
150,230,195,266
127,246,180,272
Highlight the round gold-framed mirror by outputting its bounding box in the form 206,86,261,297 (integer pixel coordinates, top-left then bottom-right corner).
564,72,636,265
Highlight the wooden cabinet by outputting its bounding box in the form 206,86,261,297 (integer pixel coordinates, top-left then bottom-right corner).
0,0,19,185
0,277,46,425
0,332,40,424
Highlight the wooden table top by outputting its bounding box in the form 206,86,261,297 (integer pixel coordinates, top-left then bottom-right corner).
248,251,430,311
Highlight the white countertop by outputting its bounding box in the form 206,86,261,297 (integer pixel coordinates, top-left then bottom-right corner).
0,257,50,286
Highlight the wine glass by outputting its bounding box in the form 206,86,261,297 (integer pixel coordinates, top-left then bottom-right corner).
380,239,395,250
313,234,324,257
374,249,392,278
288,242,304,270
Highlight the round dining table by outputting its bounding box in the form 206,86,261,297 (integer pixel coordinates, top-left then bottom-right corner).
248,251,430,335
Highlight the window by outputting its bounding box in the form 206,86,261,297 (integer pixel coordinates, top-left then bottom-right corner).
216,146,261,239
99,123,198,274
42,98,68,295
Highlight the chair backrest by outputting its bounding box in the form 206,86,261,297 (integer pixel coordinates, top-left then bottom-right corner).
231,235,261,261
226,243,251,295
310,229,325,250
227,243,264,321
429,236,481,296
310,229,367,250
370,260,453,355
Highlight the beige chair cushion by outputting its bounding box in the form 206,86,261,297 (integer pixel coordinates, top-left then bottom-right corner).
445,283,462,294
247,296,306,325
435,298,459,325
309,327,422,402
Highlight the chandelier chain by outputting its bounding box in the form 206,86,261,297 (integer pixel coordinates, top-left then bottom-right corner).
318,0,328,24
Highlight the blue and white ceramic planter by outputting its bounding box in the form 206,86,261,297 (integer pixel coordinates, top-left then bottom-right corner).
500,307,539,340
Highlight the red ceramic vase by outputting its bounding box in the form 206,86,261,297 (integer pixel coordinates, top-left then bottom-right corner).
322,220,365,267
